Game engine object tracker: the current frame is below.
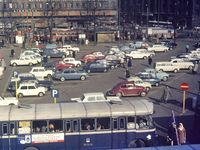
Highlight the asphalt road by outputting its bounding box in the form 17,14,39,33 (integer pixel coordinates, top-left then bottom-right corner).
0,38,199,144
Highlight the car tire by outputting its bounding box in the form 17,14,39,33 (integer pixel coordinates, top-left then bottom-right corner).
24,147,39,150
162,76,168,81
150,54,154,57
80,76,86,81
146,87,150,92
76,64,81,67
155,82,160,87
60,77,65,81
47,74,52,79
38,92,44,97
62,55,66,58
87,70,90,73
9,103,15,105
159,69,164,72
140,91,146,97
188,66,193,70
29,63,33,66
47,55,51,59
18,93,23,98
104,69,108,72
12,63,17,67
174,69,178,73
116,92,122,97
110,65,115,70
143,56,147,59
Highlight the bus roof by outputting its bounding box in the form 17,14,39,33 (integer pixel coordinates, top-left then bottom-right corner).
0,99,153,121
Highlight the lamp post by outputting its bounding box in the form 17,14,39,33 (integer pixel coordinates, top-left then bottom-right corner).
173,2,177,44
146,0,149,40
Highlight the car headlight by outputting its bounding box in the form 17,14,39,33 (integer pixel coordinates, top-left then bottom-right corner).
146,134,151,140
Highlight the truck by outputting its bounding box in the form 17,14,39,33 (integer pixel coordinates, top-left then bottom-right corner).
0,96,19,105
70,92,121,102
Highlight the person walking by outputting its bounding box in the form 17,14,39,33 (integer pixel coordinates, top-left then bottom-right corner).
185,45,189,53
127,57,132,68
161,85,172,103
192,62,198,74
125,68,130,79
10,49,15,57
148,56,153,66
167,122,178,146
177,123,186,145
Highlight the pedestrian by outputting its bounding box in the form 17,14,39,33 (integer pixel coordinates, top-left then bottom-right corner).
10,49,15,57
125,69,130,79
177,123,186,145
120,57,125,68
127,57,132,68
167,122,178,145
148,56,152,65
192,62,198,74
161,85,172,103
72,51,76,58
185,45,189,53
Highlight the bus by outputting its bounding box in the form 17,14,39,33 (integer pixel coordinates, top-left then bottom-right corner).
0,99,156,150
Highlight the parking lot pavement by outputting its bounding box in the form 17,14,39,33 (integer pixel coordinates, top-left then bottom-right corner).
0,39,200,144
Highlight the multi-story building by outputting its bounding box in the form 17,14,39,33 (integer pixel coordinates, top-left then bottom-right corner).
120,0,199,29
0,0,118,42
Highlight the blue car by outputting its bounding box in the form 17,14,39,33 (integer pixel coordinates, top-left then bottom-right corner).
84,62,109,73
43,48,66,59
53,68,88,81
144,68,169,81
136,72,161,86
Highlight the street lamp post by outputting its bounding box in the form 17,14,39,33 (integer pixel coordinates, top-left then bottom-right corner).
146,0,149,40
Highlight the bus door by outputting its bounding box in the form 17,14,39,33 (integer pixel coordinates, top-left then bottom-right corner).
65,119,80,150
1,122,18,150
111,117,127,149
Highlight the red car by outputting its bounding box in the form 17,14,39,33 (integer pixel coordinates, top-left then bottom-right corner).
56,61,75,70
107,81,147,97
80,54,97,63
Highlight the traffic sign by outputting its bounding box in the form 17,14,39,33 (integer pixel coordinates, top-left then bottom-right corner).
51,89,59,98
180,83,189,90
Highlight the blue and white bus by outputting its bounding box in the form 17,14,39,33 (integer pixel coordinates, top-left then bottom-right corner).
0,99,156,150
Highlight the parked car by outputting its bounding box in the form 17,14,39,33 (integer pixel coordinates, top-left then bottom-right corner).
53,68,88,81
10,57,38,66
125,51,155,59
155,62,180,73
144,68,169,81
126,76,152,91
80,54,97,63
169,58,194,70
136,72,161,86
63,57,82,67
171,53,200,64
0,96,18,105
62,44,80,53
83,62,109,73
107,81,147,97
71,92,121,102
43,48,66,59
95,59,118,69
91,51,105,59
160,40,177,50
55,61,75,71
16,82,46,98
147,44,169,52
42,61,58,71
30,67,54,79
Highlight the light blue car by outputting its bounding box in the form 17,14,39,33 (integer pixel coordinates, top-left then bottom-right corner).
144,68,170,81
53,68,88,81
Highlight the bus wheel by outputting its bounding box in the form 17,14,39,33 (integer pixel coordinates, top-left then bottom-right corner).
128,140,137,148
136,139,145,147
24,147,39,150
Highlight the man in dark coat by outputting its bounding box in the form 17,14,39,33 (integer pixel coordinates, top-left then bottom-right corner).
127,58,132,68
148,56,152,65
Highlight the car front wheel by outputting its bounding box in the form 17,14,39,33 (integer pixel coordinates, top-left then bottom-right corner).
80,76,86,81
155,82,160,87
60,77,65,81
18,93,23,98
143,56,147,59
38,92,44,97
29,63,33,66
12,63,17,66
188,66,193,70
163,76,168,81
116,92,122,97
140,91,147,97
174,69,178,73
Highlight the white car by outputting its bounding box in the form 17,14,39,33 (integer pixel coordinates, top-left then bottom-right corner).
62,44,80,53
10,57,38,66
20,50,41,57
30,67,53,79
17,82,46,98
127,76,152,91
11,73,35,82
147,44,169,52
56,47,70,56
63,57,81,67
170,58,194,70
0,96,18,105
155,62,180,73
125,51,155,59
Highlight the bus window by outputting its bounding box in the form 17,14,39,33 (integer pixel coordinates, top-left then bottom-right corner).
9,123,15,135
136,116,148,129
65,120,71,132
81,118,94,131
48,120,63,132
112,118,118,130
18,121,31,134
2,123,8,135
96,117,110,130
72,120,79,132
33,120,47,133
127,116,137,129
119,117,125,129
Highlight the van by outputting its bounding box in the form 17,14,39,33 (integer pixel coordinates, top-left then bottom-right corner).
155,62,180,73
